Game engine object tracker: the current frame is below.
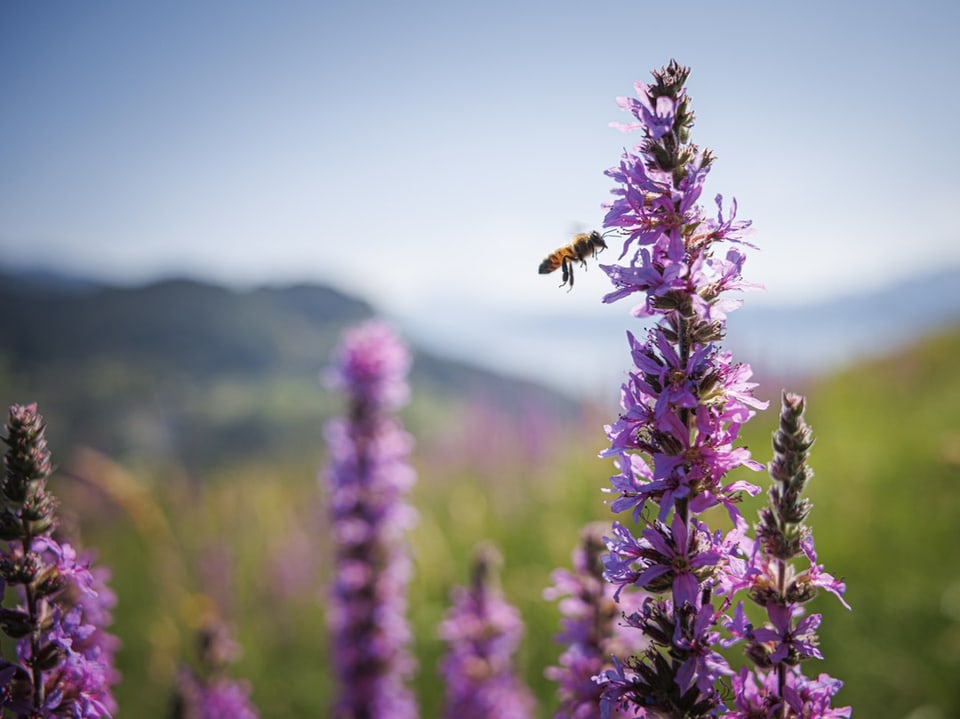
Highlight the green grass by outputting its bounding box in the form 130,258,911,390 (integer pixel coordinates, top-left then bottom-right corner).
41,326,960,717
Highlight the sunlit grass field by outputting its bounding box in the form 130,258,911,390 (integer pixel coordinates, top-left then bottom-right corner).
46,326,960,718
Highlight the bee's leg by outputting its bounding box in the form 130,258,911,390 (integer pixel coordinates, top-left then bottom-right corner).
566,261,575,292
560,257,570,287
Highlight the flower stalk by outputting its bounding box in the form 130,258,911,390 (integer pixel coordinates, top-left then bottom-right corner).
724,392,850,717
595,60,768,717
323,321,418,719
171,616,259,719
0,403,119,718
438,543,535,719
544,523,648,719
593,61,849,718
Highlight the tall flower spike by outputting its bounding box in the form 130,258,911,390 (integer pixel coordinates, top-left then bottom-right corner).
543,523,648,719
594,62,767,717
438,543,536,719
323,320,418,719
724,392,850,717
0,403,119,718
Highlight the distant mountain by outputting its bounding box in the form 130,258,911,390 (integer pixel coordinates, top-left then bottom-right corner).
3,276,370,374
0,271,578,471
0,265,106,296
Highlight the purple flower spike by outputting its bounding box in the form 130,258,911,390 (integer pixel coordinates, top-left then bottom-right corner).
172,618,259,719
0,404,119,718
544,524,648,719
723,392,850,713
439,544,535,719
586,59,853,717
594,62,767,715
323,320,418,719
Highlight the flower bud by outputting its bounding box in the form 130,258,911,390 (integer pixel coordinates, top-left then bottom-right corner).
34,565,65,598
0,509,23,541
0,608,35,638
33,642,66,672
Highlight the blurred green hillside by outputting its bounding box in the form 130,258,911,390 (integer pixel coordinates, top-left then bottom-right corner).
0,273,577,472
3,268,959,716
794,325,960,718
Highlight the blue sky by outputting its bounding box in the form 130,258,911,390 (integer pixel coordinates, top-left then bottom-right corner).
2,1,959,388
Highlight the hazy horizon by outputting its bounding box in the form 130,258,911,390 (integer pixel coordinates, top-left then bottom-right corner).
3,2,959,314
5,258,957,400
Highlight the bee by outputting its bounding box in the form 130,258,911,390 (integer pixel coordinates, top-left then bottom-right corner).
538,230,608,290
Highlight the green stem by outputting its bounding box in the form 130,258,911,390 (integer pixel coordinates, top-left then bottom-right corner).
776,556,787,717
21,525,45,712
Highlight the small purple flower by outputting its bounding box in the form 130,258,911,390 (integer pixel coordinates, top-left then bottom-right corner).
727,666,780,718
636,516,720,607
32,537,97,596
797,536,850,610
753,604,823,664
605,455,657,523
594,656,639,719
672,604,731,695
601,521,646,600
612,82,680,140
727,666,851,719
600,238,688,311
787,672,852,718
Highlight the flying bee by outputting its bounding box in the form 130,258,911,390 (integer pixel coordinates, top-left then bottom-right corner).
538,230,609,290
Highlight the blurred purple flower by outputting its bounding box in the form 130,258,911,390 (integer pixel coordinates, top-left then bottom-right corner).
172,617,259,719
439,544,535,719
325,319,411,411
176,672,259,719
544,524,647,719
324,320,418,719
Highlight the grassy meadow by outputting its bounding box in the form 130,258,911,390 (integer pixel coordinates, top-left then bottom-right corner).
31,325,960,718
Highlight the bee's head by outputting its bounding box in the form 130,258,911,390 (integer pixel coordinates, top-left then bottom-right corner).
598,228,625,251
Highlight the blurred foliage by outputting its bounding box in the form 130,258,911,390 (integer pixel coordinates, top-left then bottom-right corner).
8,325,960,718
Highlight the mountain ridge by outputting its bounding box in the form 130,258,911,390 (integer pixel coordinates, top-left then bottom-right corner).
0,269,578,471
